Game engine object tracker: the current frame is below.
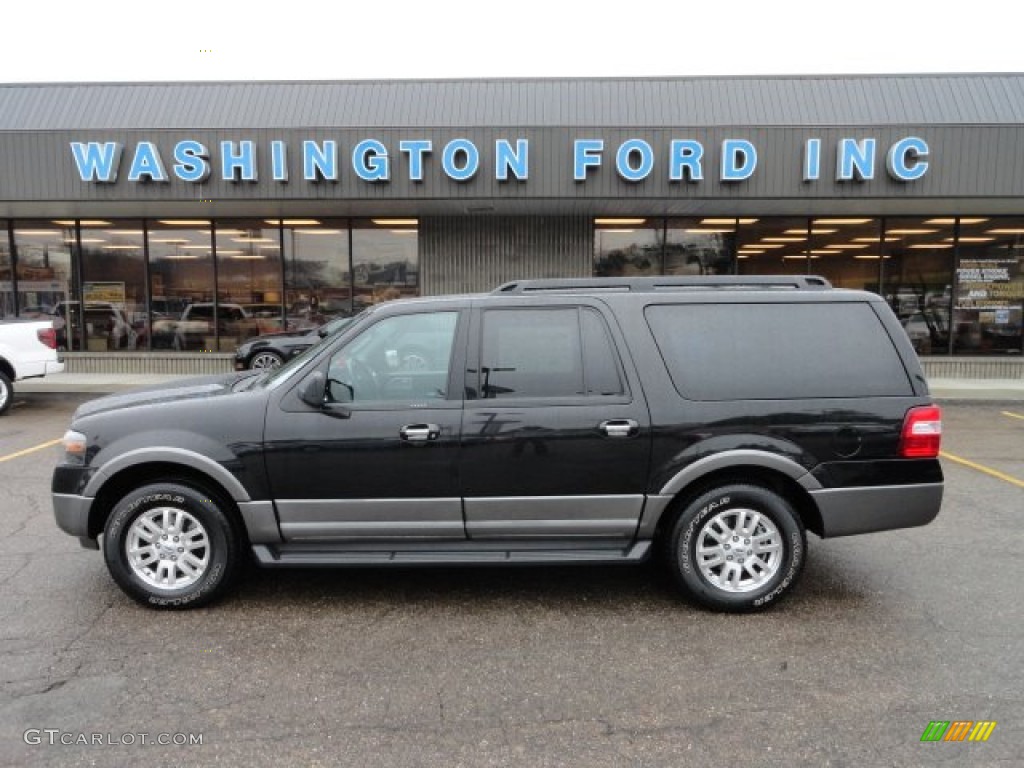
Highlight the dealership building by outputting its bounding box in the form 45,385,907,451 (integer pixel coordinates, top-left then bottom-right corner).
0,74,1022,373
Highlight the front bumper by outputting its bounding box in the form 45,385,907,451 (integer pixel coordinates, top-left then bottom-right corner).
52,493,98,549
810,483,944,538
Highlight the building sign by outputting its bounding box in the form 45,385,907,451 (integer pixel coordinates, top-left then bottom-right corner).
69,136,930,186
83,281,126,306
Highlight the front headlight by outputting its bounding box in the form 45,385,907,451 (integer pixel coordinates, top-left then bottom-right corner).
61,430,88,464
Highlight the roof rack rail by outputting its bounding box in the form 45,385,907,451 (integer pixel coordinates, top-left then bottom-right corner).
492,276,833,294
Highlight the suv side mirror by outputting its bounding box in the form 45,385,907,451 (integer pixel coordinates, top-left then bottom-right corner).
297,371,326,408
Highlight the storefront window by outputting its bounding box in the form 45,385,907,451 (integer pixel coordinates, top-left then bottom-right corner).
79,220,146,351
808,218,883,292
594,219,662,276
14,221,77,345
735,218,808,275
215,220,285,351
352,219,419,309
664,218,735,275
0,224,12,318
282,220,351,327
882,217,955,356
148,221,214,351
953,217,1023,355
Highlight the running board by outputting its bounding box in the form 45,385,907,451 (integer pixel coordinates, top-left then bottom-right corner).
252,541,651,567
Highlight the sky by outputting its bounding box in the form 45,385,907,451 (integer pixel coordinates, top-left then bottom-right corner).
2,0,1021,82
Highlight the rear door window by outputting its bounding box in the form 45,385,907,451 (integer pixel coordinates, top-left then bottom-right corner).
645,302,912,400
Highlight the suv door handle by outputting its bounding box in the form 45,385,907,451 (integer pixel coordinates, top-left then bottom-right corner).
400,424,441,443
599,419,639,438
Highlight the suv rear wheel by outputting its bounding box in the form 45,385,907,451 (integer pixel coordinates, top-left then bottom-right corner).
103,482,242,609
667,484,806,612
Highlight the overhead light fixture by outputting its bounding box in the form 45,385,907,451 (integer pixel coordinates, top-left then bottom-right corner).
853,254,890,260
736,255,750,259
685,228,734,234
853,236,900,242
231,237,276,243
157,220,210,226
595,218,646,226
700,218,757,225
602,229,636,234
809,249,838,255
823,244,870,250
986,228,1024,234
266,219,322,226
785,228,837,235
926,218,988,225
52,219,111,226
737,249,765,255
908,243,954,249
105,230,144,235
947,236,995,243
390,230,418,235
150,238,190,244
295,229,342,235
783,254,819,260
180,245,211,250
751,243,785,249
886,228,937,235
813,218,872,225
371,218,419,226
215,249,243,255
65,238,106,244
203,229,245,235
762,236,806,242
15,229,62,236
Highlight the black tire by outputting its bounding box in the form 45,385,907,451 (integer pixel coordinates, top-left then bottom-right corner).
0,371,12,416
666,484,806,612
103,482,243,609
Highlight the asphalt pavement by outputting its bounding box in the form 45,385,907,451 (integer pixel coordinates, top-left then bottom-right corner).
0,392,1021,766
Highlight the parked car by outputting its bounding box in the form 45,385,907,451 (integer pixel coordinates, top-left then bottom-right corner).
53,276,944,611
234,315,351,370
0,317,63,415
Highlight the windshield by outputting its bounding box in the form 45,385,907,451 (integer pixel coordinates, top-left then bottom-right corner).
258,308,371,389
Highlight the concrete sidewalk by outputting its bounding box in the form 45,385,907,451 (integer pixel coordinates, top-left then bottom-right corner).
15,371,1024,401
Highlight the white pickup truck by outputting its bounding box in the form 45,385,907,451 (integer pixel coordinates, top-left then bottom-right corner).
0,318,64,416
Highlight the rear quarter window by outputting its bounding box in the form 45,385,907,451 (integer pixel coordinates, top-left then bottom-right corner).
645,302,912,400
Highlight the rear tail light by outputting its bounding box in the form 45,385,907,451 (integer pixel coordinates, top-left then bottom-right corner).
900,405,942,458
37,327,58,349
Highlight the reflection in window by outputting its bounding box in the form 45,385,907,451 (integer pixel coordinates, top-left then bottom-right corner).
14,220,75,316
664,218,736,275
352,219,418,310
148,223,214,351
0,223,13,318
482,309,584,398
952,217,1023,355
80,221,146,351
326,311,456,403
594,219,662,276
735,218,809,275
216,220,285,351
883,218,955,356
281,220,351,329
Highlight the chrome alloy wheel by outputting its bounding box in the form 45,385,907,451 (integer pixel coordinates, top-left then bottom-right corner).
126,507,210,591
695,508,783,593
249,352,283,370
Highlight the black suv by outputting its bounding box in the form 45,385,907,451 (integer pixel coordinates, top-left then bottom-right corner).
52,276,944,611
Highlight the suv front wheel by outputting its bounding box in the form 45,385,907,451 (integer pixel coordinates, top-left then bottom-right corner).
667,484,806,612
103,482,242,609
